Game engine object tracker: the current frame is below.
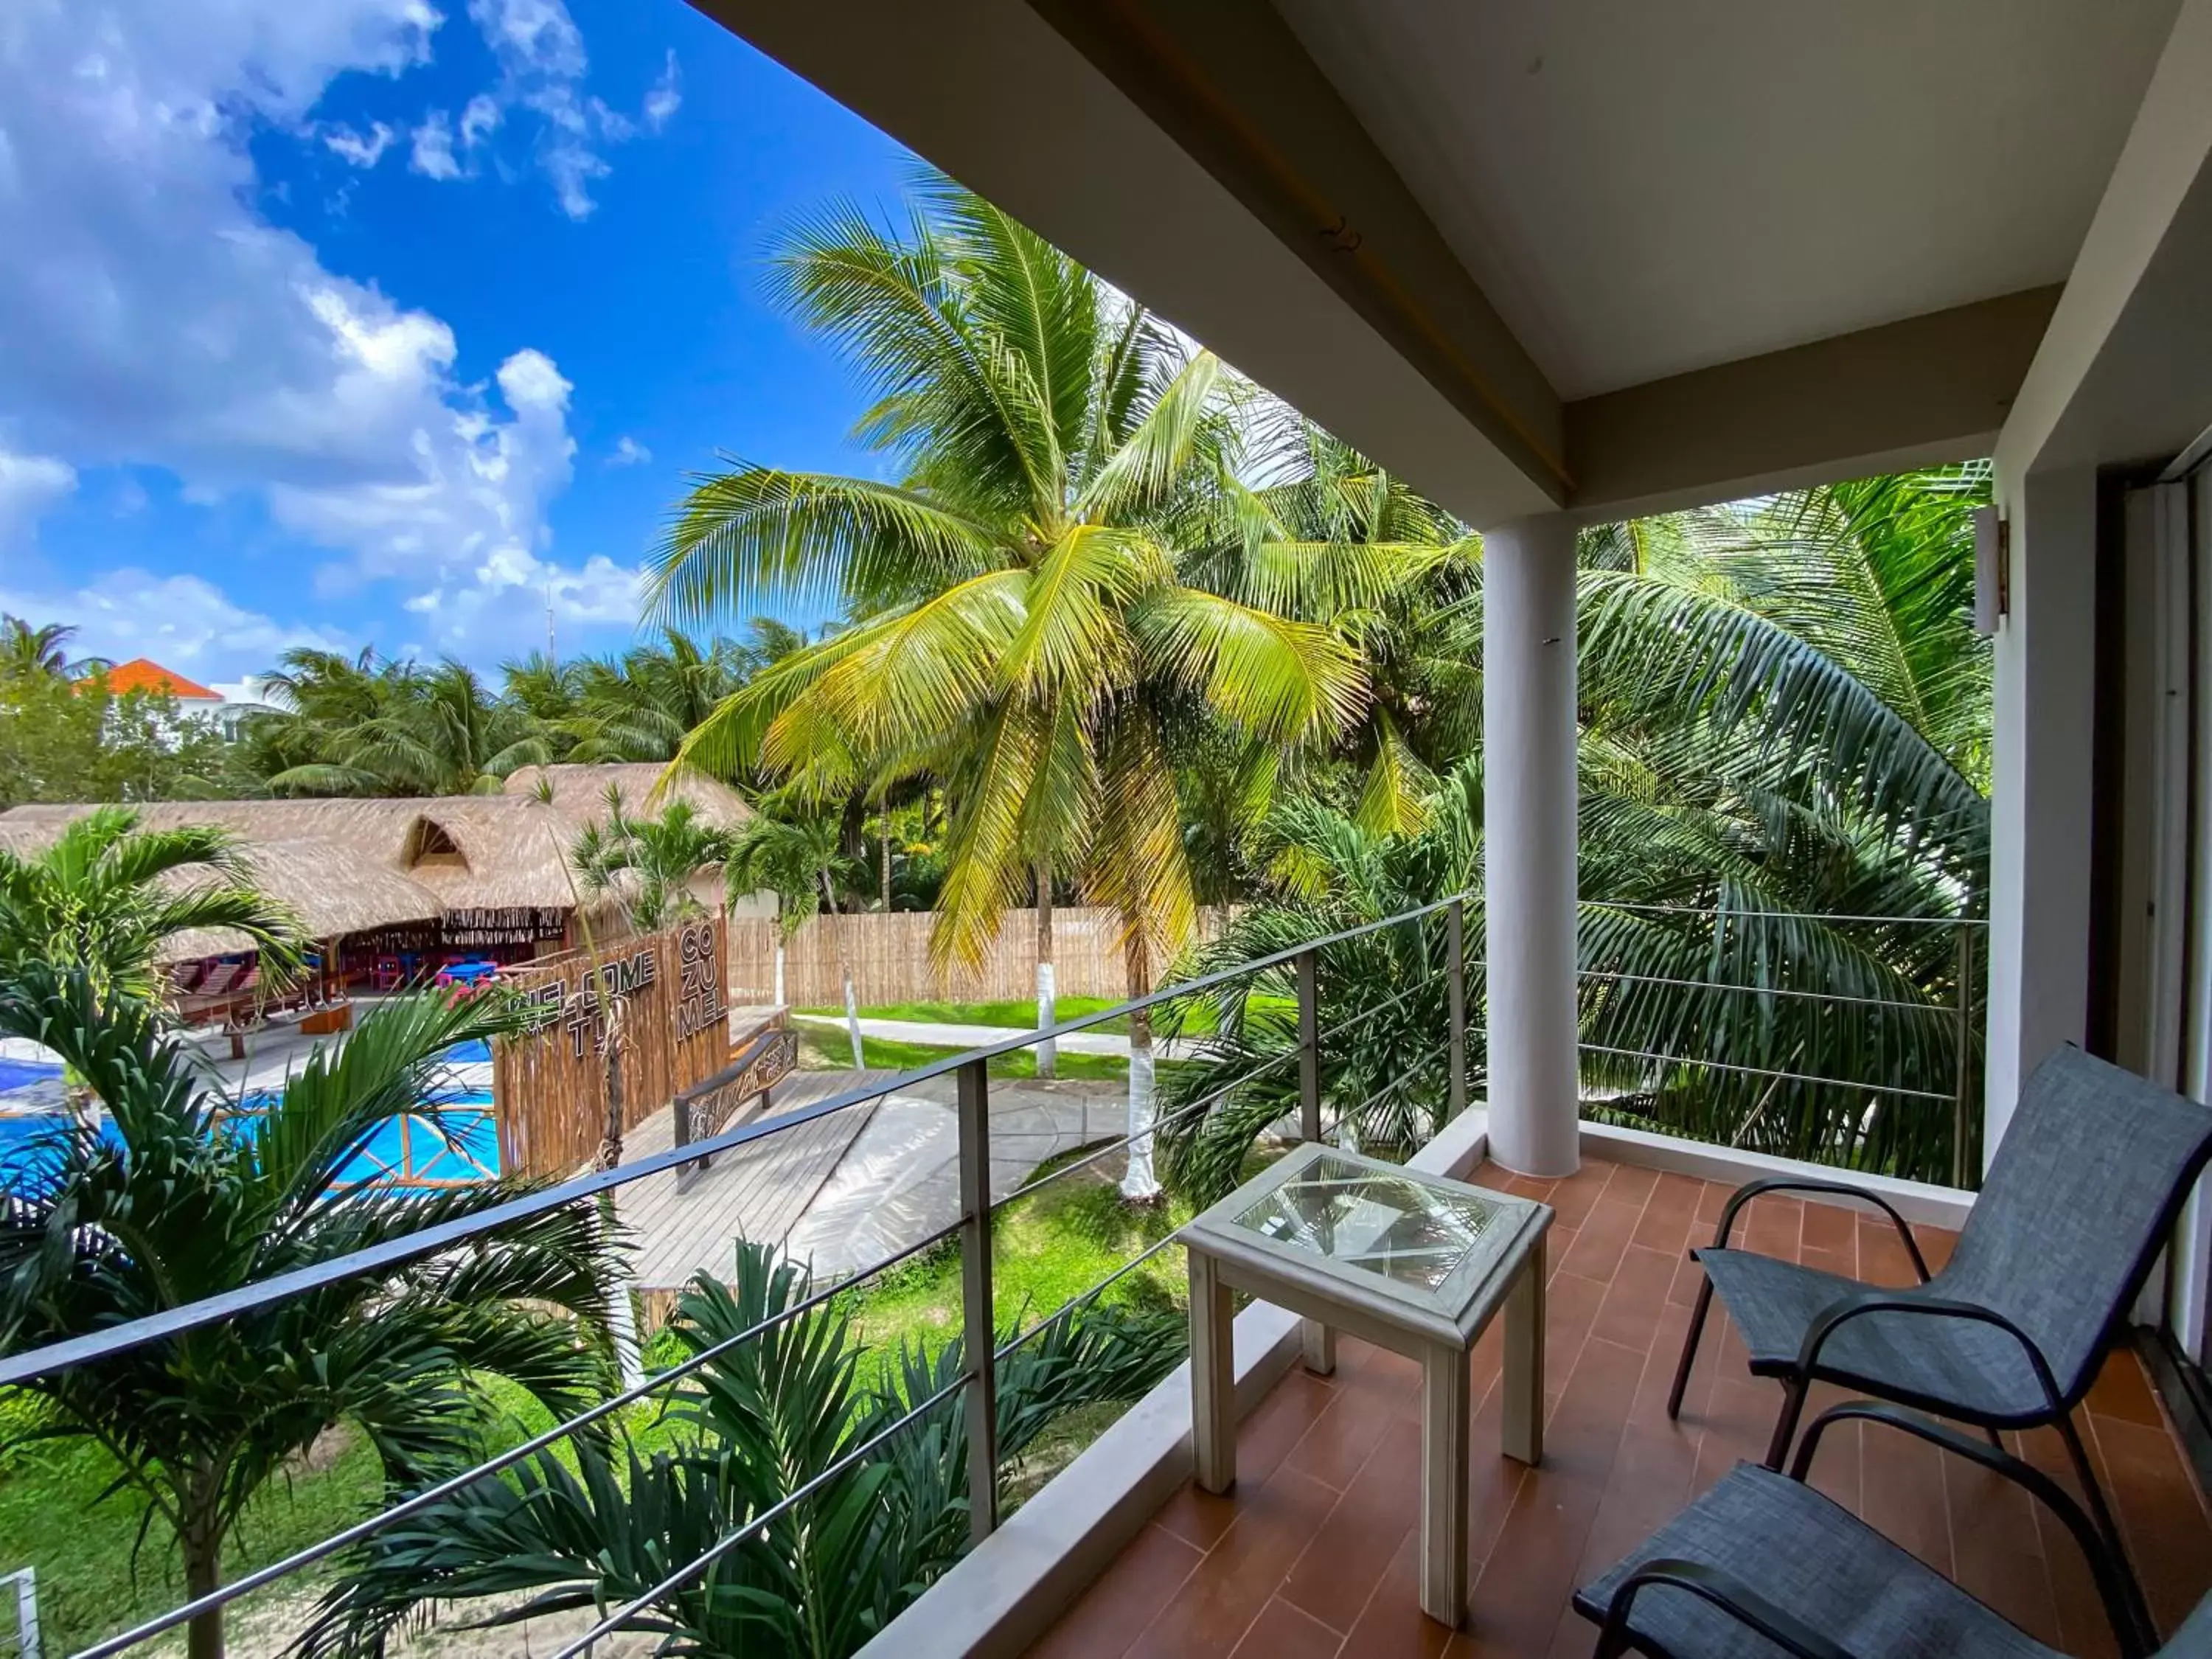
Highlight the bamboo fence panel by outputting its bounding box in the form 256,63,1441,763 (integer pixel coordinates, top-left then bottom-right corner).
492,914,730,1180
724,906,1234,1008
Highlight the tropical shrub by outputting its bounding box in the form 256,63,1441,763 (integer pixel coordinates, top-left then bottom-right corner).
309,1240,1183,1658
0,967,619,1659
0,804,300,1008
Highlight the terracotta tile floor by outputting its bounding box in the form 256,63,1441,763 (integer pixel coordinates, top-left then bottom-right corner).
1029,1156,2212,1659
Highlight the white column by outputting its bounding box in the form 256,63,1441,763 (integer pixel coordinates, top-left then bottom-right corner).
1482,515,1582,1177
1983,467,2098,1164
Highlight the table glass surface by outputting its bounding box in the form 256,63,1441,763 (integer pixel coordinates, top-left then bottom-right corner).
1230,1150,1509,1290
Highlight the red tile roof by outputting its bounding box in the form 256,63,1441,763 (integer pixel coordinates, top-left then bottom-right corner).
99,658,222,700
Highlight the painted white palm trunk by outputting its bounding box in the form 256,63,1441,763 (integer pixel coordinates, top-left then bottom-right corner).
1035,959,1058,1078
773,942,786,1006
843,966,864,1069
606,1267,646,1391
1120,1026,1161,1200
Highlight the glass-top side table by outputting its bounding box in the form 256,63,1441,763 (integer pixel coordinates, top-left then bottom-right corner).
1177,1141,1554,1628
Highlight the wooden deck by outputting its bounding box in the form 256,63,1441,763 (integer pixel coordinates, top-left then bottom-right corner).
613,1068,896,1295
1031,1156,2212,1659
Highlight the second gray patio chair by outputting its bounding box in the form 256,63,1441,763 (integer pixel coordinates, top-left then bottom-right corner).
1577,1401,2200,1659
1666,1045,2212,1632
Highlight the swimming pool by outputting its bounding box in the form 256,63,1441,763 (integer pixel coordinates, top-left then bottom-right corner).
0,1066,502,1192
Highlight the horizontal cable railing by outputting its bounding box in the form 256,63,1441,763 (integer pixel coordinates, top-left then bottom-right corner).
13,890,1986,1655
21,895,1479,1658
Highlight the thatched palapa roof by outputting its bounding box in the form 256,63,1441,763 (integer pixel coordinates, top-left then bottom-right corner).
503,763,754,833
0,768,744,956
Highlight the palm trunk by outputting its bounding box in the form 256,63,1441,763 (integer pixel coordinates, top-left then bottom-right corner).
822,868,863,1068
773,939,787,1006
599,1032,644,1389
1119,928,1161,1201
880,820,893,911
1034,860,1057,1079
183,1506,224,1659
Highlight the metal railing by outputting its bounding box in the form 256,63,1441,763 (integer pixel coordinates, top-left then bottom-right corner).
1572,904,1986,1187
4,891,1990,1654
13,895,1474,1658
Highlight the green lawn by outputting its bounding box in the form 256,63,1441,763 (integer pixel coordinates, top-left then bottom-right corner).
796,995,1131,1033
1,1155,1192,1654
793,995,1239,1039
840,1153,1191,1400
793,1026,1135,1082
0,1391,386,1655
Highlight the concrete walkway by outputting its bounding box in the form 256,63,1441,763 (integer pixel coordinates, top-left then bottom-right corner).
782,1069,1130,1279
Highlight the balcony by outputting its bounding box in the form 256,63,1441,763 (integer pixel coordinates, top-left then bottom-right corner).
1023,1155,2209,1659
7,898,2207,1659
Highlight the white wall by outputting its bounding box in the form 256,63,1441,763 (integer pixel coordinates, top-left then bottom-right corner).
1984,465,2101,1158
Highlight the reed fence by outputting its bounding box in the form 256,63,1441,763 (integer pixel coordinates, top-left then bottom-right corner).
491,914,730,1179
725,905,1235,1008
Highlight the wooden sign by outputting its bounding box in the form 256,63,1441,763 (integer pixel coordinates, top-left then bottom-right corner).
490,914,731,1180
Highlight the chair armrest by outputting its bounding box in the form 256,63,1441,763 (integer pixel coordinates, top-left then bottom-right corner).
1708,1179,1930,1282
1794,1292,2065,1417
1789,1402,2152,1659
1593,1558,1860,1659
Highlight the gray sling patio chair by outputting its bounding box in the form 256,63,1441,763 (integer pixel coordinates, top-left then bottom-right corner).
1665,1045,2212,1631
1576,1401,2199,1659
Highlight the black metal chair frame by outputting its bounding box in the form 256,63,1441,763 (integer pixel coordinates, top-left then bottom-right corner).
1663,1169,2203,1654
1590,1400,2157,1659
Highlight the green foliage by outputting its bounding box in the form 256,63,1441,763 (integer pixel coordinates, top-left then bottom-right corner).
0,967,620,1658
0,664,235,808
1158,780,1480,1206
650,175,1388,993
254,655,551,796
1573,470,1990,1179
0,804,302,1006
570,787,735,931
308,1239,1183,1659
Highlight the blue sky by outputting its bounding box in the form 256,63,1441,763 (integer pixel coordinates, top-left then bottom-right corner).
0,0,916,682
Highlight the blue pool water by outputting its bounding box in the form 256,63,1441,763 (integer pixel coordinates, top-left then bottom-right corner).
0,1069,501,1192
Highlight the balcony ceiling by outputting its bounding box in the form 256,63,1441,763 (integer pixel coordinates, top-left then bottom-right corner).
1271,0,2180,400
699,0,2211,524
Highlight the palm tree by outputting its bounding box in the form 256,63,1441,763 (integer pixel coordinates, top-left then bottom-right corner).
0,806,302,1008
723,803,866,1060
650,178,1365,1196
569,786,736,932
307,1241,1183,1659
0,967,620,1659
1161,468,1993,1192
1158,776,1482,1205
0,615,91,679
1571,468,1991,1178
1202,424,1483,836
264,660,551,796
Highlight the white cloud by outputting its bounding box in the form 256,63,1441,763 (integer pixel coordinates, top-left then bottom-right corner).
321,119,395,167
459,92,502,147
0,450,77,545
409,110,462,178
0,568,347,672
404,549,644,650
400,0,676,218
643,51,681,130
608,434,650,467
0,0,612,652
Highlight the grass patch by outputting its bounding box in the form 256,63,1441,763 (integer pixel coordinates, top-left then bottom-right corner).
793,1027,1136,1083
796,995,1133,1033
843,1152,1191,1363
0,1394,379,1655
793,995,1239,1039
